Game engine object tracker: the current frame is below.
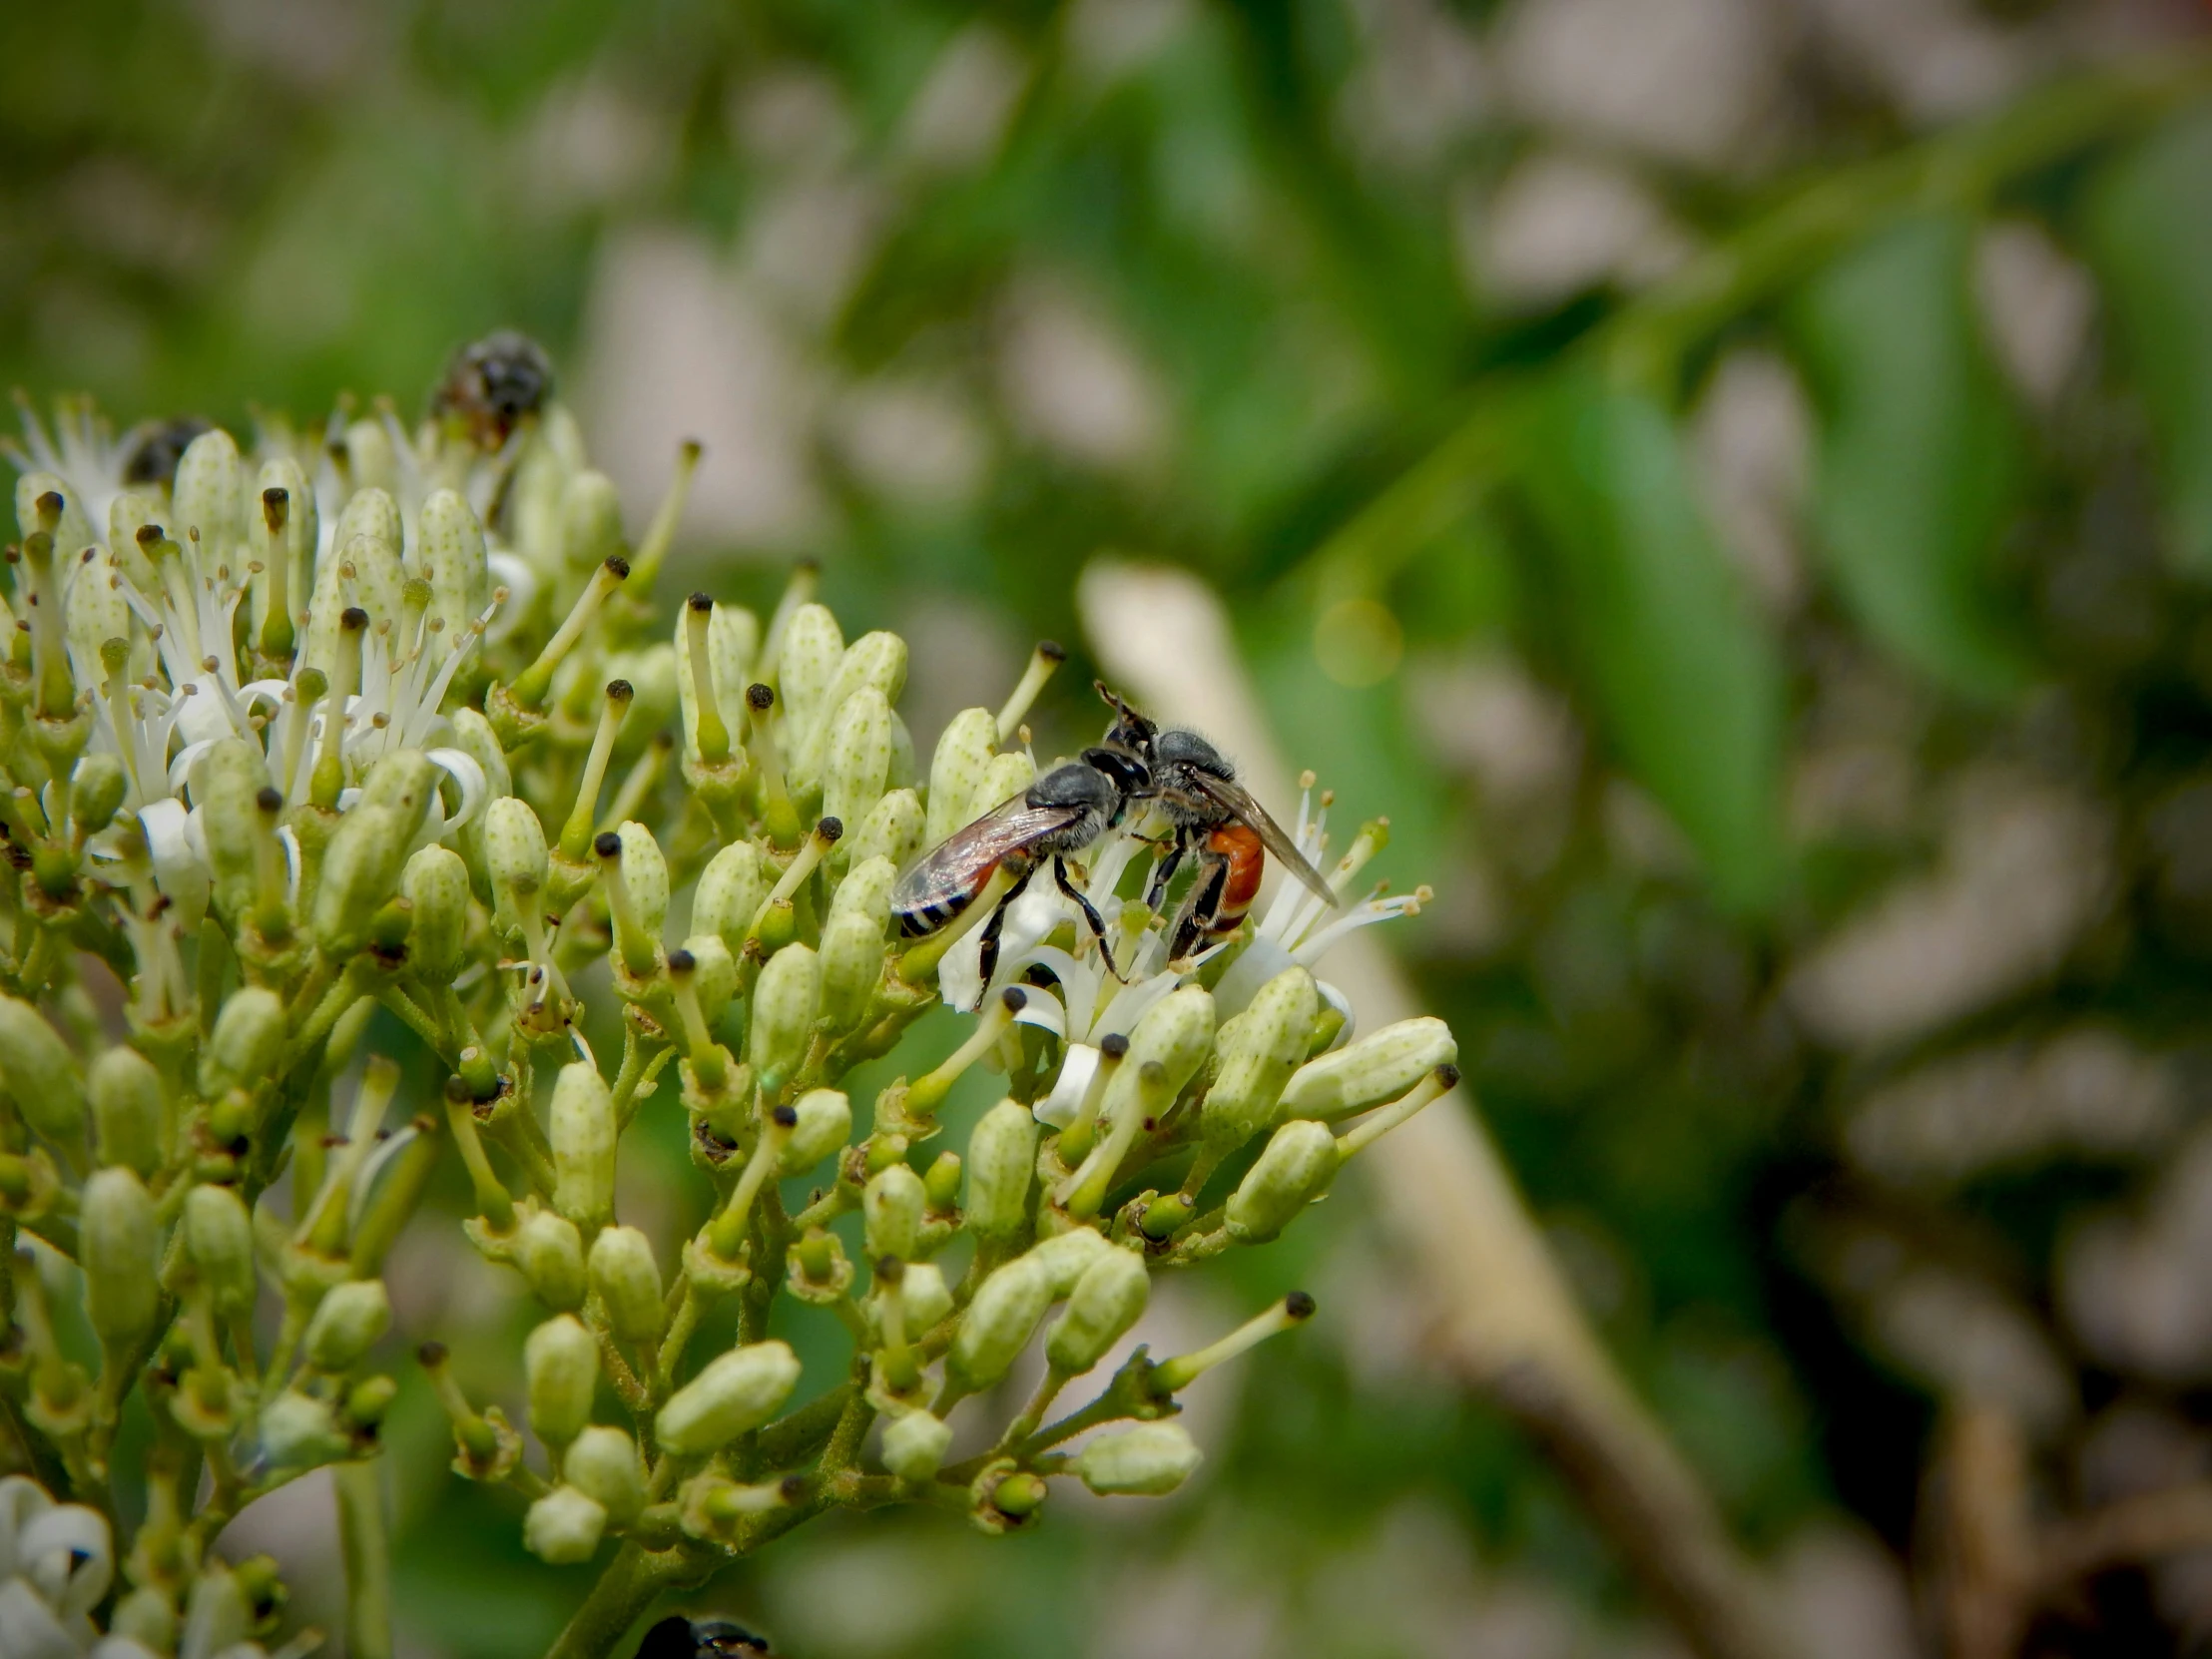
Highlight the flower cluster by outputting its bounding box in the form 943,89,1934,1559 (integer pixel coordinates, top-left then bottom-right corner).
0,344,1454,1655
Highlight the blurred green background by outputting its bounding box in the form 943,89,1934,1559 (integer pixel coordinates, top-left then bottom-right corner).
11,1,2212,1654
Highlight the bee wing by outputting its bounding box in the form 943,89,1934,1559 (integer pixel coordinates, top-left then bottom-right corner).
1185,772,1341,907
893,799,1088,910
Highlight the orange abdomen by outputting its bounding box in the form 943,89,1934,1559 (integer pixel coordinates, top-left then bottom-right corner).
1206,824,1266,933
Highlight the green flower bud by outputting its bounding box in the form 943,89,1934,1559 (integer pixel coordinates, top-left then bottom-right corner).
887,710,916,790
346,416,399,497
202,986,286,1100
358,748,443,843
1046,1247,1149,1376
589,1225,664,1346
259,1390,347,1469
107,489,161,591
448,706,513,809
615,821,670,941
303,1280,391,1372
0,995,87,1148
975,750,1035,815
560,469,624,572
947,1256,1053,1390
1225,1120,1340,1244
692,840,767,954
655,1341,802,1454
172,426,242,564
64,551,131,692
89,1045,164,1176
847,789,925,872
1204,966,1319,1147
829,856,897,927
524,1485,606,1565
820,687,893,840
680,932,739,1026
1024,1226,1111,1298
82,1167,159,1350
311,805,406,955
69,752,128,841
550,1062,617,1234
1278,1017,1457,1123
518,1208,588,1311
796,632,907,783
863,1163,925,1262
900,1260,953,1332
779,1089,851,1175
965,1100,1038,1242
748,942,821,1089
820,910,884,1031
334,486,405,620
777,604,844,765
486,796,550,900
924,708,997,844
1097,985,1214,1129
16,470,93,557
184,1183,256,1318
1077,1422,1202,1496
400,845,471,980
881,1409,953,1481
418,488,489,638
564,1425,646,1523
525,1314,600,1446
195,739,274,919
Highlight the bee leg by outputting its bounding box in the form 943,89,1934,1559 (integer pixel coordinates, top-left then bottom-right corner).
1144,833,1185,913
1053,855,1124,982
974,865,1034,1007
1168,849,1229,961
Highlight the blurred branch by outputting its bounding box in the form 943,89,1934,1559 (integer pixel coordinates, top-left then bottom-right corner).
1081,562,1795,1659
1308,49,2212,599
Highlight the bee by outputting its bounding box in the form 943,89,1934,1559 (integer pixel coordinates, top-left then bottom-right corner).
431,329,555,447
121,416,214,488
636,1617,778,1659
893,745,1152,996
1095,682,1339,959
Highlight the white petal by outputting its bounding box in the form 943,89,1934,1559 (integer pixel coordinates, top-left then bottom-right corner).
1314,979,1357,1051
936,931,984,1012
0,1580,76,1659
137,799,210,930
19,1501,112,1617
1009,984,1066,1038
1214,937,1296,1017
426,747,488,835
1034,1042,1099,1128
484,550,536,644
1092,968,1183,1042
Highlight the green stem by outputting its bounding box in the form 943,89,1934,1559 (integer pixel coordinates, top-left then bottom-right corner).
335,1457,393,1659
544,1542,696,1659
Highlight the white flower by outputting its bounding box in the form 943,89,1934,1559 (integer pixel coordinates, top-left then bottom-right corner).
6,393,134,542
0,1473,114,1656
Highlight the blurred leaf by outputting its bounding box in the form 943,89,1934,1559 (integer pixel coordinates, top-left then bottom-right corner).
1789,214,2028,698
2085,105,2212,574
1514,373,1786,911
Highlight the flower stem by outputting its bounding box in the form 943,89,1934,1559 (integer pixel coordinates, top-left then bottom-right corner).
334,1456,393,1659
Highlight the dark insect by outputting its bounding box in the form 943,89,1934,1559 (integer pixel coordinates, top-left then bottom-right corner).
431,329,555,446
636,1616,777,1659
1096,681,1339,958
892,745,1152,999
122,416,214,487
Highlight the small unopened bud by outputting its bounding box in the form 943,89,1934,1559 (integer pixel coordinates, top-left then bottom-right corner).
172,425,242,562
312,805,407,955
655,1341,802,1455
419,488,489,637
819,910,884,1031
304,1280,391,1372
560,468,624,570
565,1425,646,1524
0,994,88,1147
358,749,443,843
615,820,670,940
1204,966,1318,1146
347,1374,398,1431
526,1315,601,1448
184,1183,257,1318
692,840,768,953
863,1163,925,1262
965,1100,1038,1242
1024,1227,1112,1298
1046,1248,1149,1376
881,1409,953,1481
924,708,998,844
203,986,286,1100
847,788,925,871
748,942,821,1089
1077,1422,1203,1496
524,1485,607,1565
89,1046,165,1176
83,1167,159,1350
900,1260,953,1332
1225,1120,1339,1244
68,753,128,841
197,739,271,918
922,1150,962,1211
1279,1017,1458,1123
400,845,471,981
260,1390,347,1469
518,1208,588,1310
820,686,893,836
550,1062,617,1234
486,797,551,897
776,604,845,763
779,1089,851,1175
589,1225,665,1346
946,1255,1053,1391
